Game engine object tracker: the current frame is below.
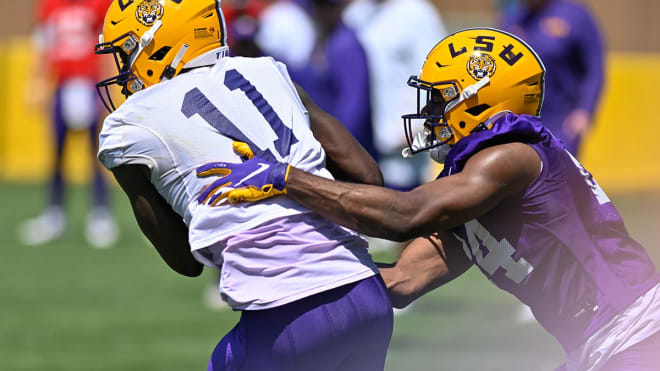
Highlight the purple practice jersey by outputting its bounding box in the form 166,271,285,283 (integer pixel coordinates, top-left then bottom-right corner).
439,113,659,352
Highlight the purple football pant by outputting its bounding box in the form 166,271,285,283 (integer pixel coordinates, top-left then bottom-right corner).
51,85,108,207
208,274,393,371
600,330,660,371
554,330,660,371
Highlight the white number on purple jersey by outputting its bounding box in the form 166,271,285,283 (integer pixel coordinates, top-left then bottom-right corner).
567,151,610,205
454,220,534,284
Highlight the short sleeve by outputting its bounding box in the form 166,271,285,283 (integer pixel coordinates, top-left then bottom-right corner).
97,116,160,172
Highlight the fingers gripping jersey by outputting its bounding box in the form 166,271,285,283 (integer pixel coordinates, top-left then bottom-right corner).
98,56,376,309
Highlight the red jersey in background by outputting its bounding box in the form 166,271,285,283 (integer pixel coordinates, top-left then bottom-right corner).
35,0,110,83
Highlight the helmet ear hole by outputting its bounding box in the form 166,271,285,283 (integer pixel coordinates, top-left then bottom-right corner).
149,46,172,61
465,104,491,116
459,121,466,129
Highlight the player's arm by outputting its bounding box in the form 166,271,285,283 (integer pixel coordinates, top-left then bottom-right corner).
112,165,203,277
380,232,473,308
294,83,383,186
285,142,541,241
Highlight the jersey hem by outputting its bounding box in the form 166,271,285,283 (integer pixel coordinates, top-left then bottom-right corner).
230,268,378,311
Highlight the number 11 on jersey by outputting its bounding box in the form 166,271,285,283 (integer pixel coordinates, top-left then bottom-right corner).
181,69,298,162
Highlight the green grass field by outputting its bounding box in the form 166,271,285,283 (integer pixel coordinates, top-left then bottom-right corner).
1,182,658,371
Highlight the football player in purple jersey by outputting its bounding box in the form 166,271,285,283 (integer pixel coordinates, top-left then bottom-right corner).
202,28,660,370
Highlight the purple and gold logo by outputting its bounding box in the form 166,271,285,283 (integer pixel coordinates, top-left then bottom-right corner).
135,0,164,26
467,53,496,81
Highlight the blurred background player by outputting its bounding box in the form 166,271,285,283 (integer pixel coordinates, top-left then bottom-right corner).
299,0,376,160
18,0,118,248
255,0,316,72
222,0,268,58
343,0,447,191
500,0,604,157
259,0,376,160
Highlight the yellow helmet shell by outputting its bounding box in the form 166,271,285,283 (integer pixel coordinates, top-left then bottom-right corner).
419,28,545,144
100,0,227,92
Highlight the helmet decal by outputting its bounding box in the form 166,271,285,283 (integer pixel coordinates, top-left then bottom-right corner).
135,0,164,26
467,54,496,80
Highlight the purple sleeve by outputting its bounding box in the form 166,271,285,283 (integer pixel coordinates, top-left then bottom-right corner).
572,6,604,115
326,24,372,147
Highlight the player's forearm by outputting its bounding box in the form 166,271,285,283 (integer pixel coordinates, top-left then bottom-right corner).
383,234,471,308
311,112,382,186
286,167,419,241
380,264,439,309
132,196,203,278
113,165,203,278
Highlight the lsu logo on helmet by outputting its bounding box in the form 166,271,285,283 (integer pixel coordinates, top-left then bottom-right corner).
467,54,496,80
402,28,545,159
135,0,164,26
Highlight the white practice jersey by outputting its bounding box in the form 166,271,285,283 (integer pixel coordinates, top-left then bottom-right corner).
98,56,377,310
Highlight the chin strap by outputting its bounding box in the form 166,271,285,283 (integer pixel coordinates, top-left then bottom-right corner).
129,20,162,67
402,128,434,158
444,76,490,113
162,46,230,81
140,20,161,47
161,43,189,81
429,143,451,164
482,110,512,129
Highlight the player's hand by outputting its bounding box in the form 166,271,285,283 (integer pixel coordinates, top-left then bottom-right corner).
196,142,290,205
562,109,591,140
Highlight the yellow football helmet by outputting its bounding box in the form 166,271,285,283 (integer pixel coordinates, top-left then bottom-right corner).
402,28,545,159
95,0,228,111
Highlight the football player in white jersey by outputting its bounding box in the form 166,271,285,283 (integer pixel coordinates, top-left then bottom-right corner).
94,1,393,370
